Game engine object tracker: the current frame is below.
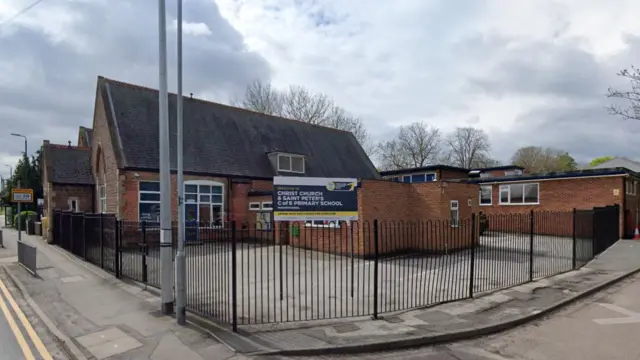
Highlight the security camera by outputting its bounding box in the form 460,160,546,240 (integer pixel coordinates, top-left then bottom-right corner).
134,173,140,179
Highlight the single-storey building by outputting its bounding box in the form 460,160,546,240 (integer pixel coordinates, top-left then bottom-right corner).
42,141,94,217
380,164,525,183
470,167,640,238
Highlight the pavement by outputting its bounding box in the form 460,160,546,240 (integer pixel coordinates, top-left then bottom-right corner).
0,226,249,360
1,221,640,359
257,271,640,359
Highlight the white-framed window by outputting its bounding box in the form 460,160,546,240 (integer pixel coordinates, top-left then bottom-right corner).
626,180,637,195
479,172,491,178
479,185,492,205
249,202,261,211
450,200,459,227
277,154,305,173
505,169,523,176
69,199,78,212
305,220,340,228
184,180,225,227
99,185,107,213
139,181,160,223
261,201,273,210
499,183,539,205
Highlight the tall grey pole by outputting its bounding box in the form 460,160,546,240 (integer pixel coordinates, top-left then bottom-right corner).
158,0,174,315
175,0,187,325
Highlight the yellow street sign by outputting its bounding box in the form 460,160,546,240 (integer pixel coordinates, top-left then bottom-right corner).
11,189,34,203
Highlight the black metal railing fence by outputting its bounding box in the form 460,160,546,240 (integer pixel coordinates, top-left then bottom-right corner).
51,205,618,332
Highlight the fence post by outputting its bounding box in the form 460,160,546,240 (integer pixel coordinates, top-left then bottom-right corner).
142,221,148,284
70,214,75,254
372,220,379,320
529,209,534,282
231,220,238,332
572,208,577,269
469,214,476,298
82,214,87,260
115,220,121,279
99,214,104,269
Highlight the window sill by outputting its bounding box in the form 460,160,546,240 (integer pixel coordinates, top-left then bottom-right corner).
305,224,340,228
479,203,492,206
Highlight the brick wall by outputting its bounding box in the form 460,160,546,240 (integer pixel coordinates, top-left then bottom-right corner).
479,176,625,236
288,180,481,257
48,184,93,213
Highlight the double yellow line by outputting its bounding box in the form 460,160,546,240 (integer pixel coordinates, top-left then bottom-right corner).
0,276,52,360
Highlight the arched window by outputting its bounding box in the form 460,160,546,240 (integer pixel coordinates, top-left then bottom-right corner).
184,180,225,228
95,144,107,213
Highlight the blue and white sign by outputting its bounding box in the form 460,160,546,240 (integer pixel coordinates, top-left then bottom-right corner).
273,176,358,221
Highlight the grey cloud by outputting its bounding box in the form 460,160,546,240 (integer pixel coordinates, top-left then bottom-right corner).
459,34,640,164
0,0,271,159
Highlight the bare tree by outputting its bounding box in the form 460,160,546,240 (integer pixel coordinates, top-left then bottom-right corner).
511,146,576,173
234,80,374,157
377,122,442,171
234,80,283,116
445,127,492,168
607,67,640,121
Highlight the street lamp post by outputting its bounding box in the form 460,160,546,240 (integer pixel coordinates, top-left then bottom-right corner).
157,0,174,315
175,0,187,326
11,133,27,242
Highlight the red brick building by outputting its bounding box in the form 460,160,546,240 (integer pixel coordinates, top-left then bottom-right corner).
474,168,640,238
42,141,94,218
43,76,380,230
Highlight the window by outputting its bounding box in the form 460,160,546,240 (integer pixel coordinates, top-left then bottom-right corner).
184,180,225,227
261,201,273,210
139,181,160,223
402,175,411,183
426,174,436,181
505,169,523,176
499,183,539,205
450,200,459,227
411,174,426,183
277,154,305,173
480,185,492,205
626,180,637,195
70,199,78,212
479,172,491,178
249,202,261,211
99,185,106,213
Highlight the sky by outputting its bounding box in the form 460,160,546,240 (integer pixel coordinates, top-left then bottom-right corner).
1,0,640,179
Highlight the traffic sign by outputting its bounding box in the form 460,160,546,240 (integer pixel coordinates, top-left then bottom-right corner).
11,189,34,203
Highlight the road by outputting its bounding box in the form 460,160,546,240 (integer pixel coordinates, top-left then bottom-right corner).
270,272,640,360
0,274,53,360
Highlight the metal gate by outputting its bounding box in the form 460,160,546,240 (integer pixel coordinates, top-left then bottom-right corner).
593,205,619,255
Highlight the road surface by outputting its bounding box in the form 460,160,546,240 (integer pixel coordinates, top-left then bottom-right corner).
0,273,54,360
271,272,640,359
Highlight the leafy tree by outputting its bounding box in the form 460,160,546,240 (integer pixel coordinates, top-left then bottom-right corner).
588,156,614,167
0,147,43,211
511,146,577,173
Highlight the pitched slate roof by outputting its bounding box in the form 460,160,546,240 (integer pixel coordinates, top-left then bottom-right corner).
44,144,93,185
98,76,379,179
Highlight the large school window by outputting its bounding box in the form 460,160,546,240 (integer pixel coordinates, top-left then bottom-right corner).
139,181,160,223
480,185,492,205
499,183,539,205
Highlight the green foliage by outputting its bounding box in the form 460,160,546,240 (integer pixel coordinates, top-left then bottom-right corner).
0,147,43,211
588,156,614,167
12,210,38,230
556,152,577,171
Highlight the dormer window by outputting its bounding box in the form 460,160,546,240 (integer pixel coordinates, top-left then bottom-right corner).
277,154,305,173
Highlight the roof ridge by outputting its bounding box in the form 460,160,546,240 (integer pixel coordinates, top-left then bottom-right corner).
97,75,356,135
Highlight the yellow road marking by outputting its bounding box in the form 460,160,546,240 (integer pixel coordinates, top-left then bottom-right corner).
0,277,53,360
0,289,35,360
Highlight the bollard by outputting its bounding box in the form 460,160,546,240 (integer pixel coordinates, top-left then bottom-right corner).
0,229,3,248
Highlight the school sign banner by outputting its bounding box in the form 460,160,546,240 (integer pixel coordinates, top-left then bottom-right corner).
273,176,358,221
